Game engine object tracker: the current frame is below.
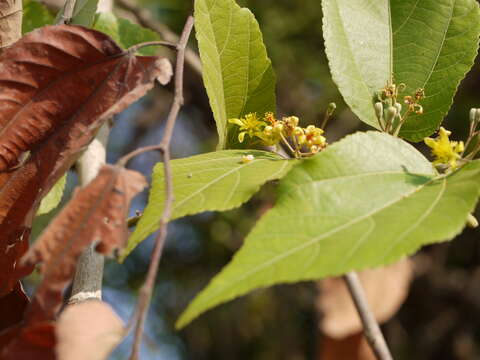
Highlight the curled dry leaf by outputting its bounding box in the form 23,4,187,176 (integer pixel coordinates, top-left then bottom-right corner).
0,322,56,360
0,282,28,332
19,165,146,323
317,258,413,339
56,301,125,360
0,25,171,297
0,0,22,49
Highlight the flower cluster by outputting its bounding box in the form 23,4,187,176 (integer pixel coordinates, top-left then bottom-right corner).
228,112,328,157
424,127,464,169
375,81,425,135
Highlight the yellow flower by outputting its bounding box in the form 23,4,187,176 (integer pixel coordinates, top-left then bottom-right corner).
241,154,254,164
424,127,464,169
228,113,266,143
305,125,327,149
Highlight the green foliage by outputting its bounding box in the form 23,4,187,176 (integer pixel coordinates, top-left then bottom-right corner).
194,0,276,149
177,132,480,328
55,0,98,27
22,0,54,33
323,0,480,141
322,0,390,130
393,0,480,141
122,150,293,261
37,174,67,216
93,12,161,55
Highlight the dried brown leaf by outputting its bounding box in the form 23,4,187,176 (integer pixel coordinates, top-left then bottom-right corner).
56,301,125,360
0,322,56,360
317,259,413,339
20,165,146,323
0,25,170,297
0,282,28,333
0,0,22,49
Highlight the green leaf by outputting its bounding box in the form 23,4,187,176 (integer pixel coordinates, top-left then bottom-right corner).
22,0,54,34
121,150,294,261
37,174,67,216
394,0,480,141
322,0,391,130
93,12,161,56
195,0,276,149
177,132,480,328
55,0,98,27
322,0,480,140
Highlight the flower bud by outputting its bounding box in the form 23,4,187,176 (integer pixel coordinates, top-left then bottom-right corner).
385,106,397,124
467,213,479,228
294,127,304,136
394,102,402,115
374,102,383,121
241,154,254,164
286,116,299,128
327,102,336,116
273,123,284,133
264,125,273,135
297,134,306,145
470,108,480,124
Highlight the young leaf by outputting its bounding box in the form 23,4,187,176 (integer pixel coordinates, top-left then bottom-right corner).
323,0,480,141
394,0,480,141
177,132,480,328
20,165,146,323
93,12,161,56
195,0,276,148
0,25,170,296
322,0,391,130
122,150,294,261
37,174,67,216
22,0,54,34
0,0,22,49
56,301,125,360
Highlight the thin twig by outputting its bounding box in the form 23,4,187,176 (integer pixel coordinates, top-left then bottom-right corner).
57,0,76,24
127,16,194,360
116,0,202,75
127,40,178,54
117,144,163,167
343,272,394,360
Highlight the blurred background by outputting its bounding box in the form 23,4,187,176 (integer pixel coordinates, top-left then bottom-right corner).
29,0,480,359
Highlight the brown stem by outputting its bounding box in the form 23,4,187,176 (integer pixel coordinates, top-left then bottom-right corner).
127,40,178,54
343,272,394,360
117,0,202,75
127,15,194,360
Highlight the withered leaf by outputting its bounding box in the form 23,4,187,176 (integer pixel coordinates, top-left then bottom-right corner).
0,25,171,171
0,282,28,332
0,322,56,360
0,0,22,49
56,301,125,360
0,25,171,297
317,259,412,339
20,165,146,323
